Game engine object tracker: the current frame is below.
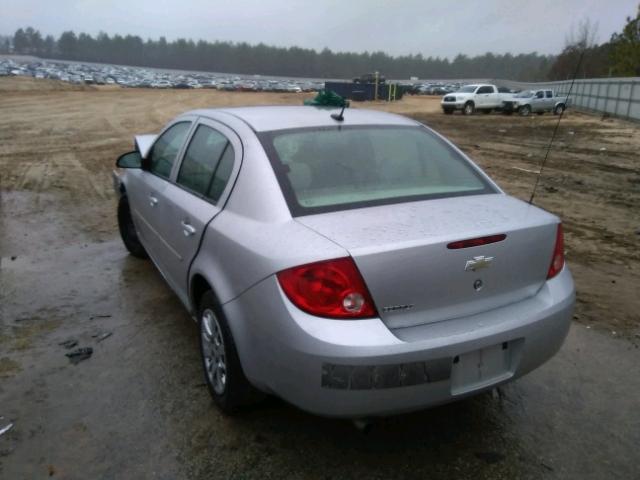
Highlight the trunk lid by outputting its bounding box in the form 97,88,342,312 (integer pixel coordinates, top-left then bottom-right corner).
296,194,559,329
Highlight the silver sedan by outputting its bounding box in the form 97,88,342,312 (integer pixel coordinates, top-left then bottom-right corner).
113,106,575,417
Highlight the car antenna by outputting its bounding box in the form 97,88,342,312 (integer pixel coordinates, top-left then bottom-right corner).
529,48,585,205
331,104,346,122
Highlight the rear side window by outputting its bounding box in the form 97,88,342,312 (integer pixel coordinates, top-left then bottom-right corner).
260,126,495,216
207,145,235,202
177,125,229,197
149,122,191,179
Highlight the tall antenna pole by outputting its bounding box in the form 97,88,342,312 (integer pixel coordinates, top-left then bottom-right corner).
529,49,586,204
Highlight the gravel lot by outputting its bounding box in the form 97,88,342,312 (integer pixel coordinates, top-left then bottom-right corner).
1,77,639,479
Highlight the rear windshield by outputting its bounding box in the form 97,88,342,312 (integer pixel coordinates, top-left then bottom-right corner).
259,125,496,216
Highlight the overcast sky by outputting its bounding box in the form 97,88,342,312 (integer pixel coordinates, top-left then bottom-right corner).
0,0,637,58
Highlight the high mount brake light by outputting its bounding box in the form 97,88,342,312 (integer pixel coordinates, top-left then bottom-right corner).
547,224,564,279
277,257,377,319
447,234,507,249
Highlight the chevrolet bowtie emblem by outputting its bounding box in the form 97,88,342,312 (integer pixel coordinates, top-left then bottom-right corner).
465,256,494,272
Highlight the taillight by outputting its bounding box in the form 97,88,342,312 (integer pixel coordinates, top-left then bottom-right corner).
277,257,377,319
547,224,564,279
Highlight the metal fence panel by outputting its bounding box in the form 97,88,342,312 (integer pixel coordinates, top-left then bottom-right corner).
494,77,640,122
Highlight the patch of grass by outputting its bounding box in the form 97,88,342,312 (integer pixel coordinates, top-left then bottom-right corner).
6,318,62,351
0,356,21,377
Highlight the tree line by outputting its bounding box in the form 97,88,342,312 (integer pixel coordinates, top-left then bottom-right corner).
0,27,552,80
2,7,638,81
549,9,640,79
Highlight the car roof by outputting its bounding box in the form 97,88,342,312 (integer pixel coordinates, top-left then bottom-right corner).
185,106,419,132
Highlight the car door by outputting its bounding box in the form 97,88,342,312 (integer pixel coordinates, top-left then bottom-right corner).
486,86,501,108
544,90,555,110
147,118,242,304
476,85,493,108
531,90,545,112
475,86,491,107
126,120,194,269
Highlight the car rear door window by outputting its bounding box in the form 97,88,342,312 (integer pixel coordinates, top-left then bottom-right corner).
176,124,236,203
177,125,228,196
149,122,191,179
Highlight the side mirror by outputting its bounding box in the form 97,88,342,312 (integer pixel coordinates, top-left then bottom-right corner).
116,151,142,169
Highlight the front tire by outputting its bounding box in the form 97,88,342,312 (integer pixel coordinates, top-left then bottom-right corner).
554,104,565,115
117,195,148,259
199,291,260,414
519,105,532,117
463,102,475,115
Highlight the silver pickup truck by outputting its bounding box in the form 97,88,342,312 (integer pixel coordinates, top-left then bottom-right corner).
502,89,569,116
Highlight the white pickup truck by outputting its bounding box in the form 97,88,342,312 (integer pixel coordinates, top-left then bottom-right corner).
441,84,515,115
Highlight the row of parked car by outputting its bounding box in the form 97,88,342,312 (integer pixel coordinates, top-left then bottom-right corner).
0,59,569,115
0,58,325,92
408,82,464,95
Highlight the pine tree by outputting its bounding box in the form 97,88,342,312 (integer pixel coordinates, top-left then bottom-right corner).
610,5,640,76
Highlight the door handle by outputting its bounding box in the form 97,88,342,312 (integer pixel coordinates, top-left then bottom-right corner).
181,221,196,237
149,195,159,207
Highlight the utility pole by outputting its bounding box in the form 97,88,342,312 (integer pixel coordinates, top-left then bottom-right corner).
374,71,379,101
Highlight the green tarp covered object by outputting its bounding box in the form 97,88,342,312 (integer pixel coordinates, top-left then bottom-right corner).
303,89,350,108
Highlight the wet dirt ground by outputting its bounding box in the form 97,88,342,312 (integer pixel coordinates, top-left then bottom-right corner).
1,77,639,479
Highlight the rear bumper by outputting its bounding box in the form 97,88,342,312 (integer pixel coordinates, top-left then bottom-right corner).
223,267,574,418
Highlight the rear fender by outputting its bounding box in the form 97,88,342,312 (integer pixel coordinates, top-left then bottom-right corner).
186,223,230,316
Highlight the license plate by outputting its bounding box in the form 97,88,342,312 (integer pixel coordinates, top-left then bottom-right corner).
450,341,518,395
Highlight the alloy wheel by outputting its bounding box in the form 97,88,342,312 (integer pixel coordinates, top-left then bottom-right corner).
201,309,227,395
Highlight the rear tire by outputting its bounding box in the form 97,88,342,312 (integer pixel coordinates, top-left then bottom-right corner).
463,102,475,115
443,108,453,115
482,109,492,114
198,291,262,414
117,195,148,259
